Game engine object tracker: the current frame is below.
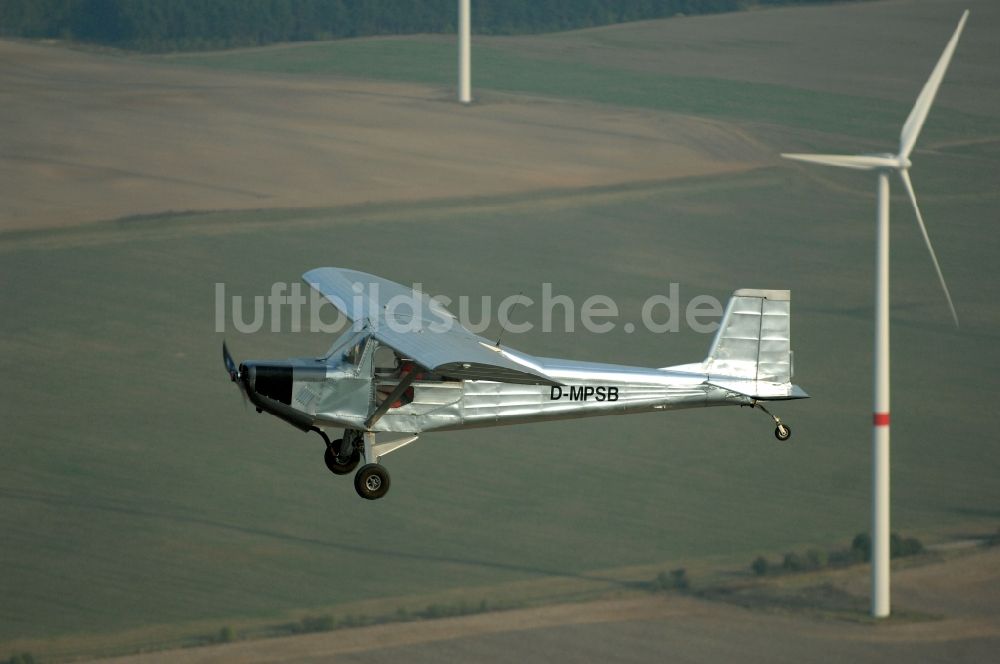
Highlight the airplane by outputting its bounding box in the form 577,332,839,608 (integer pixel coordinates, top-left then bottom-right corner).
223,267,808,500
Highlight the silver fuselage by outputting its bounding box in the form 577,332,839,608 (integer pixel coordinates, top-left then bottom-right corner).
243,349,748,436
374,357,741,433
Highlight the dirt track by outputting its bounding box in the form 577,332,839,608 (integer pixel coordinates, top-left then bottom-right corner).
90,547,1000,664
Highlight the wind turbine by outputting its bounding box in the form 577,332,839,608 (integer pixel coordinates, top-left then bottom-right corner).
783,10,968,618
458,0,472,103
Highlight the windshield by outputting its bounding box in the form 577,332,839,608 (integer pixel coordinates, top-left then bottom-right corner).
343,338,367,365
324,328,370,365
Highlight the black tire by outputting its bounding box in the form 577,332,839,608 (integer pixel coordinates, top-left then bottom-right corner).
775,424,792,441
324,438,360,475
354,463,390,500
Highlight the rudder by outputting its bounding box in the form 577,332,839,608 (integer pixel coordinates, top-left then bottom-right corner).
703,289,792,383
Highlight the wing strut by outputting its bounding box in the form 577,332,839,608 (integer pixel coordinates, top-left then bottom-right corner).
365,372,419,430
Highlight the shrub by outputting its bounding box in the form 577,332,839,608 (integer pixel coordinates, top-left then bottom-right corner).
336,613,374,628
890,532,903,558
852,532,872,562
828,546,865,567
217,625,235,643
805,548,828,570
751,556,769,576
670,568,690,590
901,536,923,557
782,552,805,572
846,531,924,561
421,604,448,619
650,571,671,591
297,614,335,633
651,568,689,591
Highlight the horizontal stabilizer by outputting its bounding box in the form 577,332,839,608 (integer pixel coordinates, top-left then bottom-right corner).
708,378,808,401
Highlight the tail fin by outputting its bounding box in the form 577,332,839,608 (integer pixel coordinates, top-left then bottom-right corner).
703,289,806,399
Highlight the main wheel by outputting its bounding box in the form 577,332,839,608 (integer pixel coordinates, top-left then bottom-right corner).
354,464,391,500
324,438,360,475
774,424,791,441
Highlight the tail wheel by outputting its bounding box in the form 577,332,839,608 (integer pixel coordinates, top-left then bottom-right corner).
775,424,791,441
354,464,391,500
324,438,360,475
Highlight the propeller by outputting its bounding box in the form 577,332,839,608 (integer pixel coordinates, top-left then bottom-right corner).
223,341,249,407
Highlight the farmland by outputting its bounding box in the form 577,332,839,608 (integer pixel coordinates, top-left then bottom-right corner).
1,0,999,659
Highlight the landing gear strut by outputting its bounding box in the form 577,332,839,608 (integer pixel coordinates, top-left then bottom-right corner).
749,401,792,441
314,429,414,499
313,427,360,475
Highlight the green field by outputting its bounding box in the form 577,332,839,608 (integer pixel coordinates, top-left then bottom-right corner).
3,1,1000,659
160,34,995,144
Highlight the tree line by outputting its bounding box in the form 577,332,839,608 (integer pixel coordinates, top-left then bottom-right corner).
0,1,865,52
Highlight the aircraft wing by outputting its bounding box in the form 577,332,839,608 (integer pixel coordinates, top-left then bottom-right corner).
303,268,560,386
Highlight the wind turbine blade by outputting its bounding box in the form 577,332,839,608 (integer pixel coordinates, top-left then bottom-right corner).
899,10,969,160
781,153,896,170
899,169,959,327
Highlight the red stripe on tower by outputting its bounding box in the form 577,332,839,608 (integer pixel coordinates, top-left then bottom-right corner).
873,412,890,427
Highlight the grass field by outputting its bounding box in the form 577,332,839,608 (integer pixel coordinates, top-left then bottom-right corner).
2,0,1000,659
161,27,995,144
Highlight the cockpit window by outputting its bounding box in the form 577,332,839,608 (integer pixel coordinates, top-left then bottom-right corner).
324,328,370,366
344,338,367,365
373,345,400,375
323,327,354,360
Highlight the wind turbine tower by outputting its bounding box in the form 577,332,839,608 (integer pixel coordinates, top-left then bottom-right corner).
783,10,968,618
458,0,472,103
